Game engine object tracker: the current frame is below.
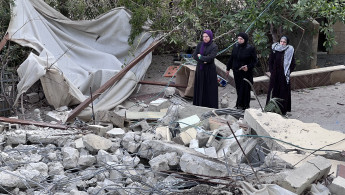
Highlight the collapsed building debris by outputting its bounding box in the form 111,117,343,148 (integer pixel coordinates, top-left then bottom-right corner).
1,0,345,194
0,96,344,194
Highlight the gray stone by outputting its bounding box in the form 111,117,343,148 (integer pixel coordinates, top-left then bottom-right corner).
129,120,151,132
164,87,176,98
97,150,118,165
122,155,140,167
204,147,217,158
70,189,88,195
6,130,27,145
48,162,65,176
149,152,179,171
62,147,79,169
27,129,78,145
75,138,84,149
180,153,228,177
138,140,200,159
106,128,125,139
328,176,345,195
109,111,125,128
121,132,141,153
148,98,170,111
88,123,113,137
83,134,113,153
281,156,331,194
78,154,96,167
0,170,24,188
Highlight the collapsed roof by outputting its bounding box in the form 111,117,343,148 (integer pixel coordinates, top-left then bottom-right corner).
7,0,153,120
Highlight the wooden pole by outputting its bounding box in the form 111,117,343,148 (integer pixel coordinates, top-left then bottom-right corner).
66,38,163,122
0,117,68,130
138,80,186,88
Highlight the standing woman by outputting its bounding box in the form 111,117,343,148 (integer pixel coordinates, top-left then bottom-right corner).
226,32,257,110
266,36,296,115
193,30,219,109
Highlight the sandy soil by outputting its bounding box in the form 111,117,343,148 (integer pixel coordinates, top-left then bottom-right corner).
129,54,345,133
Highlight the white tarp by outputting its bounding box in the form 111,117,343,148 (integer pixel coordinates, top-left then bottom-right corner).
7,0,153,120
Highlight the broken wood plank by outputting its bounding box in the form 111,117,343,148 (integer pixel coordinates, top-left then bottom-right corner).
67,38,164,122
138,80,186,88
0,117,68,130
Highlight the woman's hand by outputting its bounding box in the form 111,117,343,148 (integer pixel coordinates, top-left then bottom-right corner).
239,65,248,72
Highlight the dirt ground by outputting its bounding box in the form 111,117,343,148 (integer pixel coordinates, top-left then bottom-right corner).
129,54,345,133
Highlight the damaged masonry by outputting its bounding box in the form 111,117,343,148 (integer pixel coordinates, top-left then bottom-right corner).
0,0,345,195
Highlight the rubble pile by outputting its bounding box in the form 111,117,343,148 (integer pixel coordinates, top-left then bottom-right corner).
0,92,344,194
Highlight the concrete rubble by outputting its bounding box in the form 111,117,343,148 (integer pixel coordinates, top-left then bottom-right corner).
0,98,344,194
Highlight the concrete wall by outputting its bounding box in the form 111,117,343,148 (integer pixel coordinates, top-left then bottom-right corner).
330,21,345,54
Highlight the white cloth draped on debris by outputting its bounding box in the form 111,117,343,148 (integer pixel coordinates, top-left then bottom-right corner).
7,0,153,119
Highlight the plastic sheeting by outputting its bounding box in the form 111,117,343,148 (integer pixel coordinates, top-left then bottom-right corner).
7,0,153,120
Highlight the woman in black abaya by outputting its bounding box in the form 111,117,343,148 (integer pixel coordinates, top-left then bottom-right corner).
226,32,258,110
266,36,296,115
193,30,219,108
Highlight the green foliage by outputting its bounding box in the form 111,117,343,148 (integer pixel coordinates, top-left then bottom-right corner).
0,0,344,72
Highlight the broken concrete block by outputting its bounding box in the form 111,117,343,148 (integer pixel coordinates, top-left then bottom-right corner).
45,111,68,123
206,129,222,151
121,132,141,153
97,150,118,165
149,152,179,171
180,153,228,177
130,120,150,132
204,147,217,158
280,156,331,194
95,110,109,123
126,111,166,120
148,98,170,112
158,104,181,126
6,130,27,145
189,139,199,149
75,138,84,149
244,108,345,153
48,162,65,176
194,148,206,155
83,134,113,153
164,87,176,97
155,126,171,141
328,176,345,195
177,115,200,129
216,129,244,159
26,92,39,103
228,138,258,164
108,111,125,128
173,127,197,145
78,150,96,167
88,123,113,137
62,147,79,169
139,140,201,159
106,128,125,139
123,155,140,167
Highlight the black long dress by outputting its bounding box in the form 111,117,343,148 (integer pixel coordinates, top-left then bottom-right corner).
192,41,219,108
226,43,257,109
266,49,296,115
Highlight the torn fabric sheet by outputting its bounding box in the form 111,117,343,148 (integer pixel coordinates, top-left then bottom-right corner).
7,0,153,120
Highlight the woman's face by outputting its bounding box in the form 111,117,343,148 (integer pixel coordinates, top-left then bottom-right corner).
280,39,287,46
203,33,210,43
237,36,245,44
